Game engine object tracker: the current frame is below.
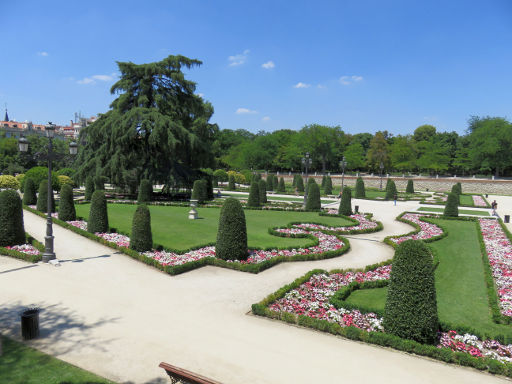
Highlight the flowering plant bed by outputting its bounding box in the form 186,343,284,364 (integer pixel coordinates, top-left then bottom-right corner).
0,234,44,263
24,205,381,275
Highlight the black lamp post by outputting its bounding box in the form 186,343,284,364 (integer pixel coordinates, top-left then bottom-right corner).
339,156,347,190
379,161,384,190
301,152,312,206
19,123,78,262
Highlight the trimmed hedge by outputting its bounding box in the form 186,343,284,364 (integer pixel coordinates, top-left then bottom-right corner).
0,189,25,246
87,190,109,233
355,177,365,198
58,184,76,221
384,240,439,344
258,180,267,204
443,193,459,217
216,198,248,261
406,179,414,194
305,183,321,211
191,179,207,204
0,233,43,263
324,176,332,195
85,176,95,201
228,175,236,191
339,186,352,216
248,181,260,207
385,179,397,200
277,177,286,193
130,204,153,252
137,179,152,203
36,180,55,213
296,175,304,192
22,178,37,205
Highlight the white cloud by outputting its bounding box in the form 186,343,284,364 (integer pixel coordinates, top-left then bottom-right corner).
77,73,116,85
236,107,258,114
317,84,327,89
261,61,275,69
228,49,250,66
262,116,271,122
340,75,363,85
294,82,310,89
37,51,48,57
92,74,114,81
77,77,95,85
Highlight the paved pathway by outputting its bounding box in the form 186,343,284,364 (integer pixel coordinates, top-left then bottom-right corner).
0,200,507,384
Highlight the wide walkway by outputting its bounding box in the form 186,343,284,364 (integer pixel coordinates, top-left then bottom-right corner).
0,199,507,384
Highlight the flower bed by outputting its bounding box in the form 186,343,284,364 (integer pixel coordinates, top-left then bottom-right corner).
0,234,44,263
389,213,443,245
5,244,41,256
439,330,512,363
473,195,488,207
479,218,512,318
293,214,379,233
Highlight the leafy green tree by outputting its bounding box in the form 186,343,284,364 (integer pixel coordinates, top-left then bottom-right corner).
299,125,348,172
258,180,267,204
0,190,25,246
366,132,389,171
130,204,153,252
413,125,437,142
305,183,321,211
213,169,228,183
247,181,260,207
452,137,472,176
384,240,439,344
216,198,247,261
355,177,366,198
339,186,352,216
58,184,76,221
416,139,451,174
76,55,219,191
343,142,366,170
389,135,417,172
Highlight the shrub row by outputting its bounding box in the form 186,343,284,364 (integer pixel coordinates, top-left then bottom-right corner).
0,233,44,263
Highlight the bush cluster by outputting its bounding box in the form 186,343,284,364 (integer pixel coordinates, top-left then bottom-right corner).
36,180,55,213
58,184,76,221
406,179,414,194
22,178,37,205
88,190,109,233
24,166,60,191
443,193,459,217
0,175,20,190
258,179,267,203
58,175,74,187
355,177,366,198
85,176,95,201
213,169,228,183
215,198,248,261
0,189,25,246
248,181,260,207
130,204,153,252
305,183,321,211
339,186,352,216
384,240,439,344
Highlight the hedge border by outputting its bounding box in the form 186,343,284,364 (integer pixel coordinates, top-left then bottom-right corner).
0,233,44,263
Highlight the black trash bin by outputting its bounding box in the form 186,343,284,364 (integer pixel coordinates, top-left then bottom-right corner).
21,308,40,340
505,215,510,224
355,205,359,213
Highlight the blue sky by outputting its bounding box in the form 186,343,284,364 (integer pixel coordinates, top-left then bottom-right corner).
2,0,511,135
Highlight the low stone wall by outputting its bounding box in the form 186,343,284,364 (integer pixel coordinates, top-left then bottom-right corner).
279,174,512,194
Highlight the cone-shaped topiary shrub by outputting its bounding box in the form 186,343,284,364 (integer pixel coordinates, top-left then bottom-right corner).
292,174,298,187
258,180,267,203
22,178,37,205
443,192,459,217
296,175,305,192
321,175,327,188
85,176,95,201
94,176,104,190
88,190,109,233
273,174,279,190
191,179,207,204
266,174,274,191
277,177,286,193
451,184,461,204
0,189,25,246
216,198,248,261
137,179,152,203
324,176,333,195
385,179,397,200
248,181,260,207
205,177,214,200
456,182,462,195
305,183,321,211
130,204,153,252
307,177,316,195
228,175,236,191
384,240,439,344
406,179,414,194
58,184,76,221
339,186,352,216
36,180,55,213
355,177,366,198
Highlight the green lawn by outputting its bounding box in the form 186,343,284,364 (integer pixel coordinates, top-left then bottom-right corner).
460,194,474,206
0,336,115,384
221,192,337,203
417,207,490,216
342,219,512,339
75,204,353,251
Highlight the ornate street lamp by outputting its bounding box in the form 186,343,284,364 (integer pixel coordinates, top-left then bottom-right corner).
339,156,347,190
19,123,78,262
301,152,312,206
379,161,384,190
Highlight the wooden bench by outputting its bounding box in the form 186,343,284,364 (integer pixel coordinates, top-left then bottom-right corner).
159,362,223,384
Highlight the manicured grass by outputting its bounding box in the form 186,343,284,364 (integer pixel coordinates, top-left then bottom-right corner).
417,207,490,216
75,204,353,251
221,192,337,203
0,336,115,384
460,194,474,206
343,219,512,339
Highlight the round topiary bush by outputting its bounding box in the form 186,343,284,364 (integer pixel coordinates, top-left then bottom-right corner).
0,189,25,246
324,176,333,195
191,179,207,204
247,181,260,207
36,180,55,213
296,175,305,192
137,179,152,203
384,240,439,344
258,180,267,203
58,184,76,221
216,198,248,261
22,178,37,205
406,179,414,194
305,183,321,211
85,176,95,201
277,177,286,193
57,175,74,188
339,186,352,216
88,190,109,233
228,175,236,191
25,166,60,192
266,174,274,191
130,204,153,252
443,192,459,217
213,169,228,184
385,179,397,200
355,177,366,198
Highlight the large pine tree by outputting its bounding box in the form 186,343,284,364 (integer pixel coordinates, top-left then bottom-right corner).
76,55,219,192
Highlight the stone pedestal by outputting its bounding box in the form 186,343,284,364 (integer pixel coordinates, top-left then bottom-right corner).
188,200,198,220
